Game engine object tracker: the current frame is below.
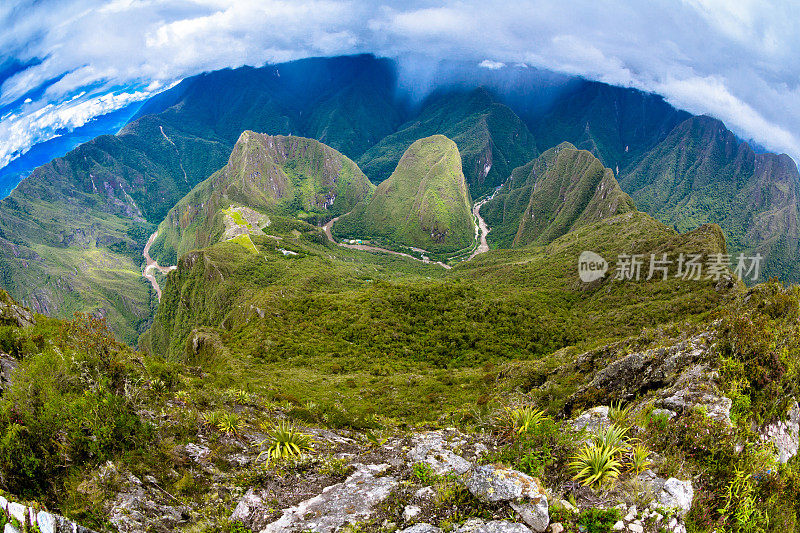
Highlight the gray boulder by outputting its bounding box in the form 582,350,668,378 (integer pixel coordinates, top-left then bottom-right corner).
466,465,548,532
407,431,472,476
571,406,610,434
657,478,694,517
454,518,532,533
399,525,443,533
761,400,800,463
261,464,398,533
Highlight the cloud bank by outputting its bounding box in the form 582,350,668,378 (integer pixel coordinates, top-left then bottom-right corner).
2,0,800,169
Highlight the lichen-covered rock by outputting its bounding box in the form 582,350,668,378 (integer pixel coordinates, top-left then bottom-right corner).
0,290,35,328
231,488,274,532
260,464,398,532
466,465,548,532
657,478,694,517
399,524,443,533
571,406,610,434
78,461,188,533
36,511,81,533
403,504,422,522
454,518,532,533
566,334,712,411
658,365,732,426
407,431,472,476
761,400,800,463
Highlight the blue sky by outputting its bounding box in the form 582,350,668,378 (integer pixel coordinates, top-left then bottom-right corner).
2,0,800,177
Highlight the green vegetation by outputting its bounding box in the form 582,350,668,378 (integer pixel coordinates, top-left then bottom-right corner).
481,142,635,248
258,422,314,462
152,133,374,264
140,203,729,423
569,426,628,488
333,135,474,256
620,115,800,281
0,304,154,524
358,88,538,197
532,80,690,173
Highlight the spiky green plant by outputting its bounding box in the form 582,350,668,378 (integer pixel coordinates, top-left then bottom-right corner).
608,401,634,426
592,424,629,451
503,405,548,436
627,443,652,474
217,412,243,436
202,410,222,429
258,421,314,462
569,442,624,488
234,389,251,404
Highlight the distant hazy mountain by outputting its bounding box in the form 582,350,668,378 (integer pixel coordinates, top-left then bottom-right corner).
620,115,800,280
358,88,538,197
0,54,798,340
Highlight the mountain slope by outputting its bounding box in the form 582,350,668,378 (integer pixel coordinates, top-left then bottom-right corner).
358,88,538,197
152,133,374,264
619,115,800,280
532,81,690,174
333,135,474,255
0,55,403,340
481,143,635,248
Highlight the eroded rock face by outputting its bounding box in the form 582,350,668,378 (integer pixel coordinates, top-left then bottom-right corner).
571,406,610,434
399,525,443,533
0,352,18,396
0,291,35,328
658,364,732,426
466,465,549,532
761,401,800,463
566,333,713,412
407,431,472,476
260,464,398,533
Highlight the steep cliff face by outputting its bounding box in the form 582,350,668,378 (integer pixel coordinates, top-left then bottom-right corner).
620,115,800,280
358,88,538,197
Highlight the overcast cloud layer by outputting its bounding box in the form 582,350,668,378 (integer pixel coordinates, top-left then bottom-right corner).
2,0,800,170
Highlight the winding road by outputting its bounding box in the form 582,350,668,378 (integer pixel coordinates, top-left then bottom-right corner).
143,232,177,300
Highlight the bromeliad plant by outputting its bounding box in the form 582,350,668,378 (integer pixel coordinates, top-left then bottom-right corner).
608,401,634,427
217,412,243,436
258,421,314,462
627,443,652,474
499,405,548,440
570,424,630,488
569,442,624,488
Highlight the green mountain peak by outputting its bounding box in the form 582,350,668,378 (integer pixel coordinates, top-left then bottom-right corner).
151,133,374,264
482,143,635,248
333,135,474,255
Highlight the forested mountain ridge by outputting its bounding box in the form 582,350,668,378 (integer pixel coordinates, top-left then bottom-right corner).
480,142,635,248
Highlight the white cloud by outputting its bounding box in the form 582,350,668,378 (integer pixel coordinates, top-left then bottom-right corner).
2,0,800,166
479,60,506,70
0,90,151,168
